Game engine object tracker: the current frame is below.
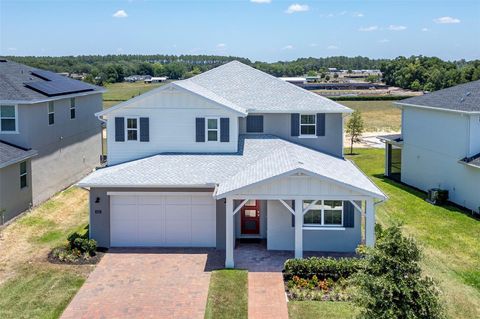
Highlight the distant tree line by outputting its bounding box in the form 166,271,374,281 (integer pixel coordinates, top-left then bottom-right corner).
381,56,480,91
4,54,480,91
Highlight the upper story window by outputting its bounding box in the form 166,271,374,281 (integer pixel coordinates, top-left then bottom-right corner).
70,98,76,119
303,200,343,226
126,118,138,141
20,161,27,189
300,114,316,136
207,118,219,142
0,105,17,132
48,101,55,125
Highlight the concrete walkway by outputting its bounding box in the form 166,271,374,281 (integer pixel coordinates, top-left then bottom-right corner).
248,272,289,319
61,248,222,319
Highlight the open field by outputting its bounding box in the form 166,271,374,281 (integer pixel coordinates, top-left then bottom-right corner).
340,100,401,132
103,81,167,109
0,188,92,319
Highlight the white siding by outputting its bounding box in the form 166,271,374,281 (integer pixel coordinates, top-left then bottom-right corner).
234,175,365,198
401,107,480,212
106,87,240,165
469,115,480,156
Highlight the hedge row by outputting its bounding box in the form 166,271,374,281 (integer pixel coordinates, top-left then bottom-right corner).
328,95,414,101
284,257,364,280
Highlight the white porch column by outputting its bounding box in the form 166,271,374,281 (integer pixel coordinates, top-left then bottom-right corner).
225,197,235,268
294,199,303,259
365,198,375,247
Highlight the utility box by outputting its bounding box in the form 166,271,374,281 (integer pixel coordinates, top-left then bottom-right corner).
426,188,449,205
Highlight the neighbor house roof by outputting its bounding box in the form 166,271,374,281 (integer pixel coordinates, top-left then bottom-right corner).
396,80,480,113
98,61,352,117
0,141,37,169
77,135,386,199
460,153,480,169
0,60,105,104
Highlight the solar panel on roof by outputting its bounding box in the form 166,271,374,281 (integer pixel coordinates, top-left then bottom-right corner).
24,79,94,97
31,70,60,81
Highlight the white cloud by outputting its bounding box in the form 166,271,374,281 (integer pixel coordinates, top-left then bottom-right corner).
285,4,309,14
327,45,339,50
216,43,226,48
309,43,318,47
282,44,294,50
387,25,407,31
250,0,271,3
421,27,429,32
358,25,378,32
434,16,461,24
113,10,128,18
7,47,17,51
352,12,364,17
378,39,390,43
339,11,347,16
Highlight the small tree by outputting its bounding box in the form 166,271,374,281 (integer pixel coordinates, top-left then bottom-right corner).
353,225,444,319
346,110,364,155
307,70,317,77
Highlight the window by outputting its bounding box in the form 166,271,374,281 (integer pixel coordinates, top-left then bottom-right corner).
300,114,316,135
206,118,219,141
303,200,343,226
126,118,138,141
0,105,16,132
70,98,76,119
20,161,27,189
48,101,55,125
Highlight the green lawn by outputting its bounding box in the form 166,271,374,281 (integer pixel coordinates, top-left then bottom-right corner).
288,301,356,319
339,100,401,132
103,81,166,109
347,148,480,319
205,269,248,319
0,188,92,319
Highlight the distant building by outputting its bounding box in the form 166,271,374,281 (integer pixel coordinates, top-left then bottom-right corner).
278,77,306,84
144,76,168,84
124,75,151,82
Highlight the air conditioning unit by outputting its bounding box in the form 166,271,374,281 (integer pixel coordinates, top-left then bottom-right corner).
426,188,449,205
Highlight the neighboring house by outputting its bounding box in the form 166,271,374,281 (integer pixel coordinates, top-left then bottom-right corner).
78,61,386,267
144,76,168,84
380,80,480,214
0,60,104,222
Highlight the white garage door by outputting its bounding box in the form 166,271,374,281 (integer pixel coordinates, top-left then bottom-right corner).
110,193,216,247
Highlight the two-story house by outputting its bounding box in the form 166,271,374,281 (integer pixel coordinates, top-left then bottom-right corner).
0,60,104,223
78,61,386,267
381,80,480,214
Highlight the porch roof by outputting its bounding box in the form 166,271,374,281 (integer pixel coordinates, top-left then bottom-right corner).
78,135,385,200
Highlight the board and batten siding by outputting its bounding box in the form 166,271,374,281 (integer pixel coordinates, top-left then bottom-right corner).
401,107,480,212
106,88,240,165
239,113,344,157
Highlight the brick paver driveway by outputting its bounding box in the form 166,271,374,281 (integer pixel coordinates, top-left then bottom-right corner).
61,248,222,319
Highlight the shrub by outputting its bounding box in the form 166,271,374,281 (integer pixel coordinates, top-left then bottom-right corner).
352,225,445,319
284,256,364,281
67,232,97,256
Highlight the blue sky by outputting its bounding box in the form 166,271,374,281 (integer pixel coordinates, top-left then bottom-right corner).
0,0,479,61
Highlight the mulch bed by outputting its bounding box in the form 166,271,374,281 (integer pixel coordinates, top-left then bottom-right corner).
47,248,107,265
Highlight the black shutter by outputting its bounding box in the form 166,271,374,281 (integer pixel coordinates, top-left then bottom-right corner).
246,115,264,133
343,201,355,228
291,200,295,227
220,118,230,142
316,113,326,136
291,113,299,136
115,117,125,142
139,117,149,142
196,117,205,142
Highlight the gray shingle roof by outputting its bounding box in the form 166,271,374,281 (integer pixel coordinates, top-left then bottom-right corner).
396,80,480,113
0,60,104,103
177,61,351,113
460,153,480,168
78,135,385,199
0,141,37,169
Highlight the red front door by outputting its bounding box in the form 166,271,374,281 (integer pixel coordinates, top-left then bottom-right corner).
241,200,260,235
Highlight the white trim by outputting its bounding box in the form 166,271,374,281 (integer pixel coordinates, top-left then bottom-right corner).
77,183,217,188
349,200,362,212
302,200,319,215
394,101,480,115
302,200,344,227
299,113,317,137
279,199,295,215
227,194,371,200
107,191,213,196
246,109,353,114
0,104,19,134
233,199,249,215
303,226,346,231
205,117,220,142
